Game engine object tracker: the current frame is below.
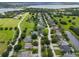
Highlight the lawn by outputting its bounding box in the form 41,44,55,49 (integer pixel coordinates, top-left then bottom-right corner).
0,30,14,54
54,50,63,56
0,14,22,55
21,13,35,35
53,15,79,40
42,48,48,57
0,18,20,28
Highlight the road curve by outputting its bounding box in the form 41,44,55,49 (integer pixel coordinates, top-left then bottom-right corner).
8,14,26,57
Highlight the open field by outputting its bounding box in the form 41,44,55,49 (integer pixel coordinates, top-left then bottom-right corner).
0,18,20,28
0,15,21,55
0,30,14,54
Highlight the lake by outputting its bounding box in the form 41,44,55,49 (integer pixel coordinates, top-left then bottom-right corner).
0,8,23,13
28,5,79,9
1,5,79,13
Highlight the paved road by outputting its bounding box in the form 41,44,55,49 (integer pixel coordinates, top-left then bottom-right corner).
8,14,26,57
37,13,42,57
38,36,41,57
44,13,56,57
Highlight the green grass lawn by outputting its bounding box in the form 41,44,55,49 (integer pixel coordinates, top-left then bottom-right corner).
53,15,79,40
21,13,35,35
0,12,35,55
0,30,14,54
0,18,20,28
42,48,48,57
0,14,22,55
54,50,63,56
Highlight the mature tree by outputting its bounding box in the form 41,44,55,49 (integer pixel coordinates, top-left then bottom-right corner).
68,20,72,23
14,27,18,30
9,27,13,30
5,27,8,30
32,41,38,46
31,33,37,39
14,43,22,52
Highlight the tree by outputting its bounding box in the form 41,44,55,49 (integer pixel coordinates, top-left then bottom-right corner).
41,46,45,52
21,32,26,39
14,43,22,52
44,39,50,45
60,21,67,25
51,35,58,43
72,22,76,25
41,40,45,45
9,27,13,30
5,27,8,30
31,33,37,39
47,48,53,57
32,41,38,46
51,30,55,34
68,20,72,23
2,51,9,57
52,38,58,43
72,17,76,19
14,27,18,30
0,27,3,30
59,19,61,21
7,45,12,51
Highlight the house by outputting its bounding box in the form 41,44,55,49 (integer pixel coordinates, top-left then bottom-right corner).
60,45,71,53
59,40,71,53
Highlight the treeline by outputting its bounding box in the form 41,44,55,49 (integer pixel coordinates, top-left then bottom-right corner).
0,10,22,18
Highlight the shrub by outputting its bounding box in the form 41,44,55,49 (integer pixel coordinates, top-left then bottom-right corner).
54,20,58,24
2,51,9,57
32,41,38,46
60,21,67,25
72,17,76,19
72,22,76,25
47,48,53,57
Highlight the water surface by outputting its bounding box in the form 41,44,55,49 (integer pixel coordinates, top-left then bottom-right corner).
28,5,79,9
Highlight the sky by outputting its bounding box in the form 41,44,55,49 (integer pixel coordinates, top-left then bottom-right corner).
0,0,79,2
